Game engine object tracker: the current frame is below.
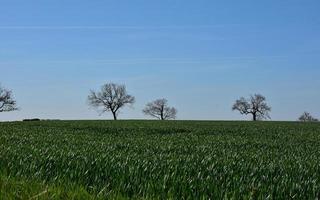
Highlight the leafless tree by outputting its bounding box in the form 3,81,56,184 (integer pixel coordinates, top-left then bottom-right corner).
143,98,177,120
298,112,318,122
232,94,271,121
0,85,18,113
88,83,135,120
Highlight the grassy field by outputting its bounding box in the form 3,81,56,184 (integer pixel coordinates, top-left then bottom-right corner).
0,120,320,199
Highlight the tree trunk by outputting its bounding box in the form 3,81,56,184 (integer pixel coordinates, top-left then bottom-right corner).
160,107,164,120
160,113,164,120
112,112,117,120
252,113,257,121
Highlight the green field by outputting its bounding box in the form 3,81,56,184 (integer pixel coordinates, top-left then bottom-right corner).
1,120,320,199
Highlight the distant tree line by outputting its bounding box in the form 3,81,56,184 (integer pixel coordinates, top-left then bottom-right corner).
1,83,319,122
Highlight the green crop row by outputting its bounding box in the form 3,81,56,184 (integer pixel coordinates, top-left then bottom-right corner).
1,121,320,199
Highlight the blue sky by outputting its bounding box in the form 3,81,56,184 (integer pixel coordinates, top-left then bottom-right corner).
0,0,320,121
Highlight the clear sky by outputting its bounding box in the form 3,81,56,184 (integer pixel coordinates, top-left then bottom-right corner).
1,0,320,121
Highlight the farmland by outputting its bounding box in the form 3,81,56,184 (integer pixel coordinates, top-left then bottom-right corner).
1,120,320,199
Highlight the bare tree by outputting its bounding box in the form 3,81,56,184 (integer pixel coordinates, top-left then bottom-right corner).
88,83,135,120
143,98,177,120
232,94,271,121
298,112,318,122
0,85,18,113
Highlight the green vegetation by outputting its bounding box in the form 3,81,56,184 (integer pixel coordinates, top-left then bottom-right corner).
1,120,320,199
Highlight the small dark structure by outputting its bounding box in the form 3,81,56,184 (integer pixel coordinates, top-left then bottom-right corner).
23,118,41,122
